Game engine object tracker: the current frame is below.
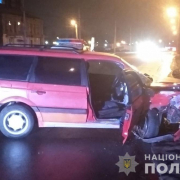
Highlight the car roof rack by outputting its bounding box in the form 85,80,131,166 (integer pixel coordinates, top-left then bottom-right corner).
3,44,85,54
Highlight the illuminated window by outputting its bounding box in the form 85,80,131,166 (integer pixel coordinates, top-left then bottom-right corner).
0,0,2,4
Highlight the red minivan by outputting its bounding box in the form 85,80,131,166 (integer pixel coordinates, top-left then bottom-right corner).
0,44,136,138
1,42,180,144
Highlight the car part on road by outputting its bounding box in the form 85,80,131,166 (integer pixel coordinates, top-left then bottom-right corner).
0,104,35,138
133,130,174,143
142,134,174,143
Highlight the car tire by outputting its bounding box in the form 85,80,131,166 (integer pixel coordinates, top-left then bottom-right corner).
142,109,160,139
0,104,35,138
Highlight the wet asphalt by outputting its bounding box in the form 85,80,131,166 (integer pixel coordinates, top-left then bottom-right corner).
0,127,161,180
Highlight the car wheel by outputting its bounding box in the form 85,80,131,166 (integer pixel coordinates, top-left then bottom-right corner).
141,109,160,139
0,104,35,138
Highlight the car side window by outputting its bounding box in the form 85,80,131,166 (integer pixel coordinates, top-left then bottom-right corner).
34,56,82,86
0,55,34,81
88,61,122,89
88,61,120,75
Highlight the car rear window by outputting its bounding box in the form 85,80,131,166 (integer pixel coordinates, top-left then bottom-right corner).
34,57,82,86
0,55,33,81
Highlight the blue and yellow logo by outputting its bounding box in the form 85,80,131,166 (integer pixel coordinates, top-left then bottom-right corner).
124,159,131,169
116,153,138,175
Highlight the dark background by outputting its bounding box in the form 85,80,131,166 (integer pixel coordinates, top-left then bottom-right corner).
25,0,179,43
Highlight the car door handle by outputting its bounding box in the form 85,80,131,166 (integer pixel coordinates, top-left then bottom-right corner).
31,90,46,95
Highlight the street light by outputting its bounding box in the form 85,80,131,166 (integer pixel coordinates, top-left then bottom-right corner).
167,7,177,18
116,42,120,47
121,40,126,44
71,20,76,26
167,7,180,52
170,18,176,24
71,20,78,39
172,25,176,30
173,31,177,35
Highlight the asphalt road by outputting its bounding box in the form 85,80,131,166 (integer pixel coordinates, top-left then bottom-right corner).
0,127,160,180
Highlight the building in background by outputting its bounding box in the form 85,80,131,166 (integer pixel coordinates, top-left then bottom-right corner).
0,0,44,45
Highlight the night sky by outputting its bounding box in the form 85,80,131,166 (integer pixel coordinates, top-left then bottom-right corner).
26,0,179,44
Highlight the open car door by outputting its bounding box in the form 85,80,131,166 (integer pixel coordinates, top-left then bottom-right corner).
122,70,151,143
